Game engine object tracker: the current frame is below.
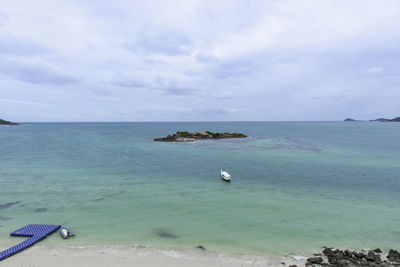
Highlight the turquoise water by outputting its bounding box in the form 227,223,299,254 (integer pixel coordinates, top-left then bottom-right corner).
0,122,399,255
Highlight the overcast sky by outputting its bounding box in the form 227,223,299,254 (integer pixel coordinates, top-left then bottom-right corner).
0,0,399,122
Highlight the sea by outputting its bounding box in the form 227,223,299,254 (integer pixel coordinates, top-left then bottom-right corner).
0,122,399,256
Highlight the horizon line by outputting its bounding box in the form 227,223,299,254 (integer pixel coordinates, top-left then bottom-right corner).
9,120,365,123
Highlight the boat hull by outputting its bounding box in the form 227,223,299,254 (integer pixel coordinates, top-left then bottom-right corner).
220,175,231,182
60,227,75,239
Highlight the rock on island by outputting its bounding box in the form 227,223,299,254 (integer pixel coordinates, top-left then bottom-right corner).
154,131,247,142
0,119,19,126
344,116,400,122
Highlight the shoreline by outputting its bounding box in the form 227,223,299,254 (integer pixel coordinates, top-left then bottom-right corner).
0,245,305,266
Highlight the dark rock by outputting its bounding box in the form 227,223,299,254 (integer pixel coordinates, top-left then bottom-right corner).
370,117,400,122
195,245,206,251
345,250,353,258
154,134,176,142
307,257,323,265
288,265,297,267
154,229,179,239
315,247,400,266
34,208,47,213
337,259,352,266
0,201,21,210
353,251,365,259
93,191,125,202
325,249,346,265
319,247,398,266
0,216,11,221
370,118,390,122
323,247,334,257
366,251,382,263
387,249,400,263
0,119,19,125
388,117,400,122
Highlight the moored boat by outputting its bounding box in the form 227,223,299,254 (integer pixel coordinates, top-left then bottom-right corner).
60,226,75,239
220,170,231,182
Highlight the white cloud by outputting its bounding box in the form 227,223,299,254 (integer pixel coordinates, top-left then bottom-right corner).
365,66,384,75
0,0,399,121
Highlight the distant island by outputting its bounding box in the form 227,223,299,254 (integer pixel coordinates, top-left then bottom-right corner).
344,117,400,122
369,118,388,122
154,131,247,142
370,117,400,122
0,119,19,126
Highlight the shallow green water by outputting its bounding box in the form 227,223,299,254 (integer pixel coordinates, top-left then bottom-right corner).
0,122,399,255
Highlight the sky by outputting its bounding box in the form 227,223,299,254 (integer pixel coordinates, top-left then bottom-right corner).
0,0,399,122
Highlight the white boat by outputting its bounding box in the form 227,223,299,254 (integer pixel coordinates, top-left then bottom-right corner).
60,226,75,239
220,170,231,182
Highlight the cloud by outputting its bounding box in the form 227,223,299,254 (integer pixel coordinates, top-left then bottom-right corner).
0,10,9,26
112,79,147,88
312,95,347,101
162,86,197,96
0,97,43,106
211,91,234,99
0,57,79,85
213,66,253,79
111,72,198,96
0,34,50,56
125,29,192,56
0,0,400,121
365,66,384,75
195,53,219,63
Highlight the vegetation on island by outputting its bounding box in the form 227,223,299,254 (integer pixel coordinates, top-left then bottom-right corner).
154,131,247,142
0,119,19,125
369,117,400,122
344,117,400,122
389,117,400,122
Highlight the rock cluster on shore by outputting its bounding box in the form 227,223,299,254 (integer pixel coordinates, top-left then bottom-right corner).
0,119,18,125
305,247,400,266
154,131,247,142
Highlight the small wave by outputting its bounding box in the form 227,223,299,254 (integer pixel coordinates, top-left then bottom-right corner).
290,254,308,260
160,250,183,258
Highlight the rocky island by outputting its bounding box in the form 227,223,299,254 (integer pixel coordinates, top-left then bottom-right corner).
154,131,247,142
391,117,400,122
375,117,400,122
344,117,400,122
0,119,19,126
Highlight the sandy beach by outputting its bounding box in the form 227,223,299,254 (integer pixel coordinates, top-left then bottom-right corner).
0,245,305,267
